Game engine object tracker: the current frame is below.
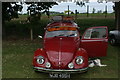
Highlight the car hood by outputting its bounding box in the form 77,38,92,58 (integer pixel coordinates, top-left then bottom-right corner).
44,37,79,69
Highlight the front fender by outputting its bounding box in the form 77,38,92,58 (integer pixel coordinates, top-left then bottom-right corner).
33,48,48,67
72,48,88,69
34,48,46,57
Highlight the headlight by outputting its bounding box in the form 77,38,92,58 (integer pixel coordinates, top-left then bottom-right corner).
76,56,84,65
36,56,44,64
45,62,51,68
68,63,74,69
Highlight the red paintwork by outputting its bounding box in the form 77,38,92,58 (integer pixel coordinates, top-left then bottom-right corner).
44,37,80,69
80,26,108,57
73,48,88,68
33,48,49,68
33,20,108,71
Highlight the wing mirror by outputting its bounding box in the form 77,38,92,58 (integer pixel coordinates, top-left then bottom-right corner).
38,35,43,38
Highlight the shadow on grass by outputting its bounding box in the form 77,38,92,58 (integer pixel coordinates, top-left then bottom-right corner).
2,40,119,78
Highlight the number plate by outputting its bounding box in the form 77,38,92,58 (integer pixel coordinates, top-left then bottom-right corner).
49,73,70,78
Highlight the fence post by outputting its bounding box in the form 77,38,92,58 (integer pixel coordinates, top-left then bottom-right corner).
68,5,69,16
87,5,89,17
75,10,77,20
30,28,33,41
105,5,107,18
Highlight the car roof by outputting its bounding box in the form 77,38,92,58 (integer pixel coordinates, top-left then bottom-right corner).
47,21,78,28
46,16,78,28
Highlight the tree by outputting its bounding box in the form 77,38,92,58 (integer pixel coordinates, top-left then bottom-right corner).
26,2,58,40
76,1,90,17
76,1,86,7
97,10,102,13
92,8,96,14
97,0,120,30
76,0,120,30
2,2,23,38
26,2,58,21
113,1,120,30
2,2,23,22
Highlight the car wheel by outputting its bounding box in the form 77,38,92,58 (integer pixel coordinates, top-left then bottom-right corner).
109,37,116,45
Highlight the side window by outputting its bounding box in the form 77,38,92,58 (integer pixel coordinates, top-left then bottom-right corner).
91,28,106,38
84,28,107,39
84,29,92,39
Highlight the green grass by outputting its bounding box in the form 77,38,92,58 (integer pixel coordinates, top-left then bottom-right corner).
2,40,119,78
2,14,118,78
4,14,115,40
50,13,115,18
75,18,115,33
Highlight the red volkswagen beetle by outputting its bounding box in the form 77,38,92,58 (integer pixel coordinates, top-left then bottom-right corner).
33,16,108,76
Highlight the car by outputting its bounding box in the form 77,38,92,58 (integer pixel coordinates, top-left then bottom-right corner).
109,30,120,45
32,16,108,76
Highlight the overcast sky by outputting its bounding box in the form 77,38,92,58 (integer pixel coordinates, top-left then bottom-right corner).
21,1,114,14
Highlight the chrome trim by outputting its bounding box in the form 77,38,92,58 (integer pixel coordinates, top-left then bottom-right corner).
34,67,88,73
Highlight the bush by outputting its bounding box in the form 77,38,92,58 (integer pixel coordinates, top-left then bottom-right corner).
3,17,115,39
75,18,115,33
3,19,49,39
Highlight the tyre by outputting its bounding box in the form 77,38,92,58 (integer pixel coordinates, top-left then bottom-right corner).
109,36,116,46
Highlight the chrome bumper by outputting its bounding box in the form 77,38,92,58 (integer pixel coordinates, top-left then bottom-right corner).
33,67,88,73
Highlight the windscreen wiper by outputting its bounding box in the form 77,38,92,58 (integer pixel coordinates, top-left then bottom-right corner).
67,34,75,37
53,34,65,37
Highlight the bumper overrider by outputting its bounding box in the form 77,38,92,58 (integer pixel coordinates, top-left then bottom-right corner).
33,67,88,73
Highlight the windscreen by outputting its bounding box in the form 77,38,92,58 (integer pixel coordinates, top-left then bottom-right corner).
45,30,79,38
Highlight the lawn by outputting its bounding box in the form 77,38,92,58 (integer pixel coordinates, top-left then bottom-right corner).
4,14,115,40
2,39,119,78
2,14,119,78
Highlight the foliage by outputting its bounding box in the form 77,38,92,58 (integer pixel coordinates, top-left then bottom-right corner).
76,1,86,7
26,2,58,23
97,10,102,13
71,12,74,14
92,8,96,14
64,10,73,14
2,2,23,22
3,14,115,40
103,11,107,14
76,18,115,32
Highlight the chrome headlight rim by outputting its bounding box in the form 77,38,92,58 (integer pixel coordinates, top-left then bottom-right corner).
68,62,74,69
36,56,44,64
76,56,84,65
45,62,51,68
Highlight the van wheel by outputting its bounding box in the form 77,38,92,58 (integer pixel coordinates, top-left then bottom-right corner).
109,37,116,45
